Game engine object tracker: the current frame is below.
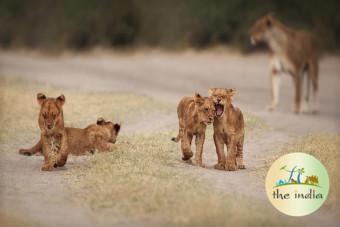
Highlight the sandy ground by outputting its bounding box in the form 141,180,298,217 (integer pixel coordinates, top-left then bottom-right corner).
0,50,340,226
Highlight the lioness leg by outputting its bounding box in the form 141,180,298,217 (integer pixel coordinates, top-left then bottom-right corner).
309,58,319,113
213,133,225,170
226,138,237,171
293,73,303,114
19,140,42,156
194,133,205,167
56,153,68,167
181,130,193,160
267,58,281,111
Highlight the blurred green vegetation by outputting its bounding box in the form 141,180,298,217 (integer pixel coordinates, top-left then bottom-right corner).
0,0,339,52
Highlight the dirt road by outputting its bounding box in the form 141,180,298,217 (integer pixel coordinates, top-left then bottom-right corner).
0,50,339,226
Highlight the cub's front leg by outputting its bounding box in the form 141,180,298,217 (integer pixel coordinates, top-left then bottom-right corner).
213,133,226,170
55,134,68,167
41,136,55,171
194,132,205,167
226,137,237,171
181,130,193,161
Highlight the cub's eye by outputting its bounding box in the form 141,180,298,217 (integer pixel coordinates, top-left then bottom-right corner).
204,108,209,112
42,113,47,118
52,113,57,118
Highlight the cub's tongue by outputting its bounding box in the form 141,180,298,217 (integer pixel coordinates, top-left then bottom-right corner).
216,104,223,116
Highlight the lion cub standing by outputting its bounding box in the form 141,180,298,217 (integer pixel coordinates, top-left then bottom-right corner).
209,88,245,171
172,93,214,167
36,93,69,171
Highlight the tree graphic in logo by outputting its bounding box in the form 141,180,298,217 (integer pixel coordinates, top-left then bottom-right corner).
274,165,320,187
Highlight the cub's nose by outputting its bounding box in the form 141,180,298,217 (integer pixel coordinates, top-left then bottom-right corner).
217,98,221,102
47,124,53,129
209,117,214,122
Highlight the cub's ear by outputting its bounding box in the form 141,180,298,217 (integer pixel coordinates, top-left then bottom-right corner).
208,88,214,96
226,89,237,97
97,117,106,125
114,123,121,133
37,93,46,106
266,17,272,28
194,92,202,98
56,94,65,107
194,92,204,105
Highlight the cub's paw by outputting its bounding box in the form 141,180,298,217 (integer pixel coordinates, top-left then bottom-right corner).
41,164,54,171
266,105,276,112
214,163,225,170
182,152,193,161
196,162,206,168
238,164,246,169
226,163,237,171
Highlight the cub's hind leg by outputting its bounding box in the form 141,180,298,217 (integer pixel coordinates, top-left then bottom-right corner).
181,130,193,161
236,136,245,169
194,133,206,167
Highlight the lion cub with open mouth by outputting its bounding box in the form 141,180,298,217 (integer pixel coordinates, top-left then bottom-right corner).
172,93,214,167
209,88,245,171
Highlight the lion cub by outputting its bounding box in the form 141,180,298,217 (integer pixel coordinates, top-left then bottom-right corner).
34,93,68,171
172,93,214,167
19,118,121,156
209,88,245,171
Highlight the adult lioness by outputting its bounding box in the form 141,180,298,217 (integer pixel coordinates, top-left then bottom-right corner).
249,14,319,113
19,118,121,156
172,93,214,167
35,93,68,171
209,88,245,171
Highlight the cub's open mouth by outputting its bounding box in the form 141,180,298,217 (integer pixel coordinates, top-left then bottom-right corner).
215,103,224,117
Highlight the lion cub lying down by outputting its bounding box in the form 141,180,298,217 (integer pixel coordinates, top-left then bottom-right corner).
209,88,245,171
19,117,121,156
172,93,214,167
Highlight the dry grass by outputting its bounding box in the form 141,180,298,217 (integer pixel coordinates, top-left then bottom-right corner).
0,76,171,150
65,131,297,227
279,134,340,216
0,76,281,226
0,210,38,227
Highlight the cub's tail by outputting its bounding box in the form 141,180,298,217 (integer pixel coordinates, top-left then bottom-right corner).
171,128,183,142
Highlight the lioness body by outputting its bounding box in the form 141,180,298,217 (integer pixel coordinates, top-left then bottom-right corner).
172,93,214,167
250,14,319,113
209,88,245,171
19,118,120,156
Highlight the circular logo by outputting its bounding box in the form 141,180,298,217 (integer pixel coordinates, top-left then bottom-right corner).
265,152,329,216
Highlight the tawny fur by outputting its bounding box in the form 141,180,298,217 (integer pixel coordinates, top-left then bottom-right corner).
34,93,68,171
172,93,214,167
209,88,245,171
19,118,120,156
249,13,319,114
